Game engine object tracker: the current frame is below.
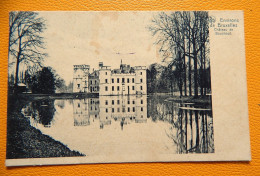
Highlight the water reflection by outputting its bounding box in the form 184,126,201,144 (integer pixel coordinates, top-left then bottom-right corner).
99,96,147,129
73,99,91,126
21,95,214,155
71,96,147,129
147,95,214,153
22,99,56,127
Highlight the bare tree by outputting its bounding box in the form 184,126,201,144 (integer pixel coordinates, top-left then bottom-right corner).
9,11,47,91
149,11,210,97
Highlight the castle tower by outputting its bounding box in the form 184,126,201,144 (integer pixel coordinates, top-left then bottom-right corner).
134,66,147,95
73,65,90,93
99,65,111,95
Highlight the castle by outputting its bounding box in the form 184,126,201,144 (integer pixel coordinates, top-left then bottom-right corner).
73,61,147,95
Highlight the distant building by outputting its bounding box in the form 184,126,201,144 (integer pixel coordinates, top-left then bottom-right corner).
73,61,147,95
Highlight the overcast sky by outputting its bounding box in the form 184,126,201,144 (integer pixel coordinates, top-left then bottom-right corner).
34,11,161,84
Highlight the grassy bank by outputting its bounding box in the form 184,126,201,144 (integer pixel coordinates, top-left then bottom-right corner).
6,95,85,159
12,92,98,101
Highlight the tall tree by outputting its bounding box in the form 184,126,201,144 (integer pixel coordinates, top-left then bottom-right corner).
9,12,47,91
149,11,210,97
36,67,56,94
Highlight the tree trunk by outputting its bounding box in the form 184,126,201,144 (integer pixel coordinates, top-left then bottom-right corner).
200,36,204,96
179,78,183,97
203,33,207,96
14,58,20,91
183,37,187,96
14,36,22,92
188,42,192,96
192,13,199,98
193,42,198,98
188,17,192,96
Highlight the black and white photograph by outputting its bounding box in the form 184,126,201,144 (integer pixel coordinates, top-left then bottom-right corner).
6,11,250,166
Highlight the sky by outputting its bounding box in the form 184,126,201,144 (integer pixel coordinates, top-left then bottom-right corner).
31,11,162,84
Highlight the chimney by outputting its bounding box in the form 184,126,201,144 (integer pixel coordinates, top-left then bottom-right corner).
99,62,103,69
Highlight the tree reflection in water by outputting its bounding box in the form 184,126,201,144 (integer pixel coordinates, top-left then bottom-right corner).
21,94,214,154
147,95,214,154
22,99,56,128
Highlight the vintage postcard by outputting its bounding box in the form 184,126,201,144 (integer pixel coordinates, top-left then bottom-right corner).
6,11,250,166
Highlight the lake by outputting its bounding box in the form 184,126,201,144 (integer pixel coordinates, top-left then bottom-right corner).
21,94,214,156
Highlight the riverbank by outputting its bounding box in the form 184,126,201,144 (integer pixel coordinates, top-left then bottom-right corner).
6,96,85,159
11,92,98,101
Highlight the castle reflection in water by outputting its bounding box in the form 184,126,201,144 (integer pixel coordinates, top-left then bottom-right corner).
73,95,147,129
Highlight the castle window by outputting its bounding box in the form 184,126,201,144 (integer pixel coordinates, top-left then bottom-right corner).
122,108,125,112
132,78,135,83
140,72,142,75
105,86,108,91
112,78,114,83
106,108,108,113
117,100,120,104
112,86,114,91
140,86,143,90
133,107,135,112
127,100,130,104
112,100,114,105
112,108,114,113
105,100,108,105
132,86,135,90
95,80,97,84
91,80,93,84
132,100,135,104
78,84,80,88
140,79,143,83
117,86,120,91
128,107,130,112
117,78,120,83
127,78,130,83
117,108,120,112
78,103,80,108
122,78,125,83
141,107,143,111
105,79,108,83
105,72,107,75
141,100,143,104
